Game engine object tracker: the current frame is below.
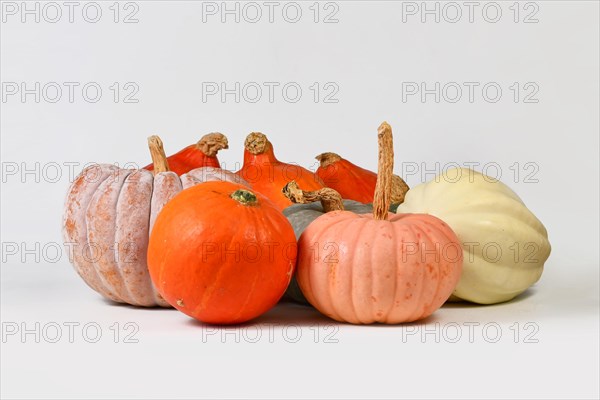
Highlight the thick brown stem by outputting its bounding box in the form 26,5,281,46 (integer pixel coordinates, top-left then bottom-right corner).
147,135,169,174
244,132,270,155
196,132,229,157
315,152,342,168
373,122,393,220
282,181,344,212
391,175,410,204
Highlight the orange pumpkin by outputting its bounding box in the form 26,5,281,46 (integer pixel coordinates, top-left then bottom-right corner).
147,181,297,324
237,132,325,210
296,122,463,324
144,132,227,175
315,152,409,204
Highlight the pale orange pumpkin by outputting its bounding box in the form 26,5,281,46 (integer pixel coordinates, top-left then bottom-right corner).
296,122,463,324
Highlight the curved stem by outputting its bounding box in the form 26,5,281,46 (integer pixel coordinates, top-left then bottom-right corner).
196,132,229,157
282,181,344,212
373,122,393,220
147,135,169,174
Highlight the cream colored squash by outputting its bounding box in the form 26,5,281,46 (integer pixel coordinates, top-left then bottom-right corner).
395,168,551,304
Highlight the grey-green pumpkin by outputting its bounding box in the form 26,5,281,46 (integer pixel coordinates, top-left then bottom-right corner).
281,181,374,304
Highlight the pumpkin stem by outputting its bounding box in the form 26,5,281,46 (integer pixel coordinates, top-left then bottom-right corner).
282,180,345,212
315,152,342,168
231,189,259,206
391,175,410,205
147,135,170,174
196,132,229,157
373,122,393,220
244,132,270,155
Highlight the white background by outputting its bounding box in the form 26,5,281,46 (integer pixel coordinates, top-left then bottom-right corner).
1,1,599,398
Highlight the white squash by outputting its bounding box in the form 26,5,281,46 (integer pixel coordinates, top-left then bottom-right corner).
395,168,551,304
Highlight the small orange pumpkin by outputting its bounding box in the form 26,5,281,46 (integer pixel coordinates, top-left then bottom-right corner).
147,182,297,324
237,132,325,210
144,132,228,175
296,122,463,324
315,152,409,204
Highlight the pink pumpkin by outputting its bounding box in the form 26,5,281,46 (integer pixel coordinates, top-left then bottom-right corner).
295,122,463,324
62,136,248,307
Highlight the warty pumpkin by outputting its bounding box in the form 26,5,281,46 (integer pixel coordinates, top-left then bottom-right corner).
147,182,297,325
315,151,410,204
144,132,228,175
395,168,551,304
236,132,325,210
62,135,247,307
296,122,463,324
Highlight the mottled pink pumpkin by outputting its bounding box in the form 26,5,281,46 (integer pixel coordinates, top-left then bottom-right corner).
62,136,248,307
295,122,463,324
